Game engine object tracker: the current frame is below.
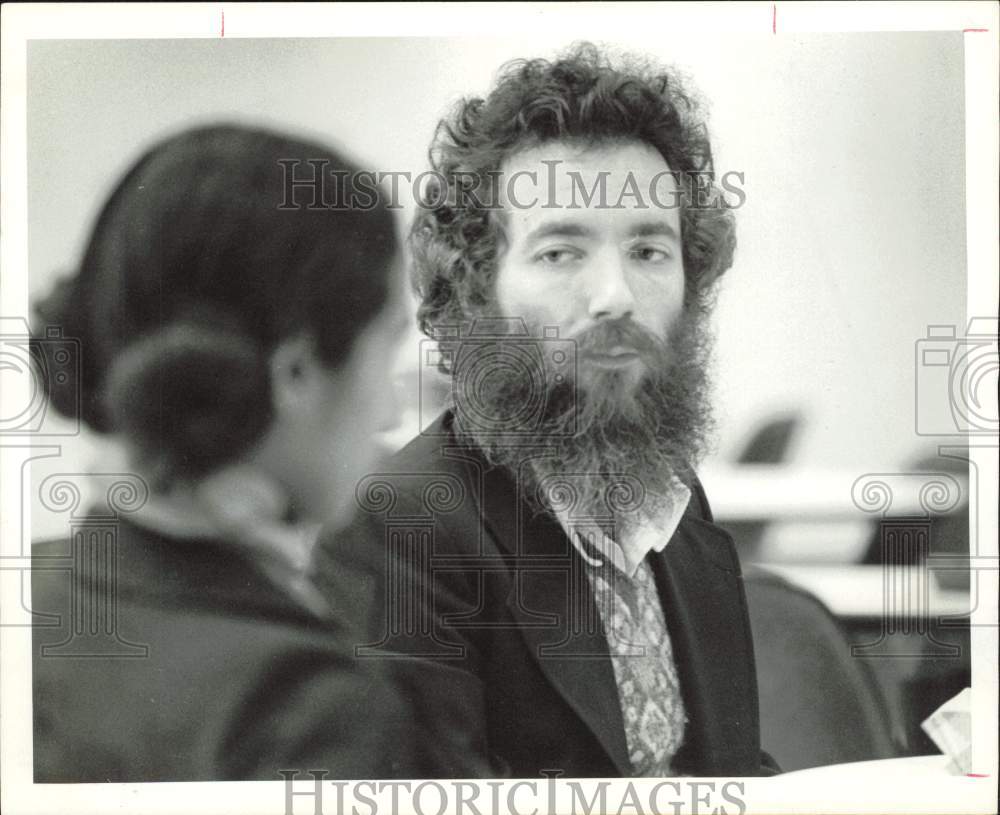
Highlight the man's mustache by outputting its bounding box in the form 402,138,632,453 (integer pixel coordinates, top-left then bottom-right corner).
570,319,663,358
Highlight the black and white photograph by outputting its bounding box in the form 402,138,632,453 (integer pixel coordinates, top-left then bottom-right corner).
1,3,997,814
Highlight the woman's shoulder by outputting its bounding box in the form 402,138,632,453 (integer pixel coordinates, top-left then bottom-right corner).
30,511,327,628
29,511,377,782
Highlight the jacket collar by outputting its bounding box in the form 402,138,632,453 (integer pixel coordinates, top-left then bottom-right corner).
54,510,327,625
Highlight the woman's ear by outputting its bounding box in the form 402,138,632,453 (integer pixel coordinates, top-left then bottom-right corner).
269,334,327,416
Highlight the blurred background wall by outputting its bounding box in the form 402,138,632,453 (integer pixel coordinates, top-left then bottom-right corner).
24,33,966,540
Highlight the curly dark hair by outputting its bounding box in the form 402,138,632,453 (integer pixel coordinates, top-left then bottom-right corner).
410,42,736,342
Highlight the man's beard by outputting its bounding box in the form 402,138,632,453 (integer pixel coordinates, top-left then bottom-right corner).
449,302,715,528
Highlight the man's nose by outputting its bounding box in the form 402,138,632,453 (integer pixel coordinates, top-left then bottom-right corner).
585,257,637,321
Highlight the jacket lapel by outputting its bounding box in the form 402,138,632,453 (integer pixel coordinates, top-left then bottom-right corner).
446,431,759,777
650,514,761,775
455,448,633,776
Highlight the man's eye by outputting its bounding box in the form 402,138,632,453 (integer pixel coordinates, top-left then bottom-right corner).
537,248,579,266
631,246,671,263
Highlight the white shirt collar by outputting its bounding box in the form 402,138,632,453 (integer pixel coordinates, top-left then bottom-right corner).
549,480,692,579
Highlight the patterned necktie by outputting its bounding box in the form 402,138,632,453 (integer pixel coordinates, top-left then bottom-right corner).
588,553,687,776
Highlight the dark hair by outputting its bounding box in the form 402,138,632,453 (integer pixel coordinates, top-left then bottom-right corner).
32,124,397,486
410,42,735,339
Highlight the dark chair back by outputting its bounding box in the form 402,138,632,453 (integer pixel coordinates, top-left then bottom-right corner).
744,567,897,771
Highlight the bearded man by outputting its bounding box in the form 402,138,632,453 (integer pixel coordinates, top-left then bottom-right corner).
315,44,777,778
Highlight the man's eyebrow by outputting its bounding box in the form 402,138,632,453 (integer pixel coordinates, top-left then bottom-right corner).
524,221,595,244
629,220,679,240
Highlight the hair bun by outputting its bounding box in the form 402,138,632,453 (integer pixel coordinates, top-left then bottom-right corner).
104,320,273,488
30,273,104,428
33,273,79,331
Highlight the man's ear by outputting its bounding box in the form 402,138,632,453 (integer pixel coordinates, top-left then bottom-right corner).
269,334,324,416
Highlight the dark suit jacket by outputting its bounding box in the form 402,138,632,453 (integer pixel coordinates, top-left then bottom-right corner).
31,514,409,782
316,411,775,778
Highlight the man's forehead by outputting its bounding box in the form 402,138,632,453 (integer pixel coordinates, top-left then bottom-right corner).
498,139,682,239
500,141,680,234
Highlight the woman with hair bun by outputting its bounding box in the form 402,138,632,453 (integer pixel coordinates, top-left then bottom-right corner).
29,124,413,781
